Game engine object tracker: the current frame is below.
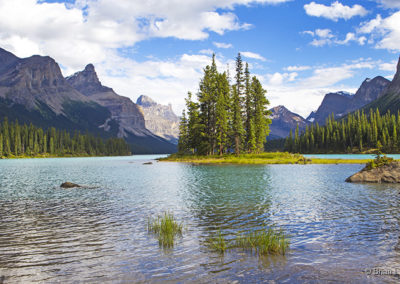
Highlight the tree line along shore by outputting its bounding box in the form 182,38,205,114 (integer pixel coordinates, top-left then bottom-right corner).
0,117,130,158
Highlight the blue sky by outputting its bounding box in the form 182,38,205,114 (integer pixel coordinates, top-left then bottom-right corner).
0,0,399,117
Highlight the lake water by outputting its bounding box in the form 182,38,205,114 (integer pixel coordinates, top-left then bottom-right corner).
1,155,400,283
305,154,400,160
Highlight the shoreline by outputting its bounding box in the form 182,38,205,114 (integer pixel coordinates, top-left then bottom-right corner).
158,153,384,165
0,154,134,160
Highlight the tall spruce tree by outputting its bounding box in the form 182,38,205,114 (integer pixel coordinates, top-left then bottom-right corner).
215,72,230,155
232,53,245,154
251,76,271,153
178,110,189,153
178,54,271,156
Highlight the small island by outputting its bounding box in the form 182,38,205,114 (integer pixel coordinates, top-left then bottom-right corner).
346,154,400,183
160,152,375,165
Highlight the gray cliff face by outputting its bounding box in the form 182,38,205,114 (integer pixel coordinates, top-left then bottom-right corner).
136,95,180,144
351,76,390,108
309,77,390,125
0,49,89,114
384,58,400,96
67,65,150,138
269,105,309,139
311,92,353,125
362,57,400,115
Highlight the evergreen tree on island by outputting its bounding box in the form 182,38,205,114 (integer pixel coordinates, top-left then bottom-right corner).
178,53,271,155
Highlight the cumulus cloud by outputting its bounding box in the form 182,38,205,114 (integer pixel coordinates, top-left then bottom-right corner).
304,1,368,21
0,0,293,114
240,51,266,61
358,12,400,52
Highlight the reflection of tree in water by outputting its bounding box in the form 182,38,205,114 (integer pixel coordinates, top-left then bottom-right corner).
180,164,274,233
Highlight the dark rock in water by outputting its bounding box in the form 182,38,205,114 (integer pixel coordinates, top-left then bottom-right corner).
346,162,400,183
143,162,153,165
60,182,82,188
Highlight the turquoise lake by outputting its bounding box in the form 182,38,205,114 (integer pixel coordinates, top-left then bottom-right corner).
1,155,400,283
305,154,400,160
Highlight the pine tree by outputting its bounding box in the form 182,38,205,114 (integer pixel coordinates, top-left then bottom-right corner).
251,76,271,153
215,72,230,155
232,53,245,154
244,62,253,152
178,110,189,153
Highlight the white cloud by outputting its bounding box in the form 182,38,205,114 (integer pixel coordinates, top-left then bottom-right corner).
304,1,368,21
241,51,266,61
304,28,366,47
375,0,400,9
213,42,233,48
199,49,215,55
358,15,383,34
358,12,400,52
267,72,297,85
285,65,311,71
263,59,378,117
379,60,397,72
0,0,292,69
0,0,292,115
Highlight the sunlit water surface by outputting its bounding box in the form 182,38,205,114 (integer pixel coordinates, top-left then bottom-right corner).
1,155,400,283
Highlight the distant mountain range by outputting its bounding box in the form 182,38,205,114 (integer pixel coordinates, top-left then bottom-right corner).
362,59,400,114
307,77,390,125
136,95,179,144
268,105,308,139
268,60,397,140
0,47,176,154
1,46,399,149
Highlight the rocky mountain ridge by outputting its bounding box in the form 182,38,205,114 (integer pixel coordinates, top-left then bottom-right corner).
136,95,180,144
307,76,390,125
269,105,309,139
0,47,176,154
362,57,400,114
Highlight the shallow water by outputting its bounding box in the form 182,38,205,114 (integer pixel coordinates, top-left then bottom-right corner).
1,155,400,283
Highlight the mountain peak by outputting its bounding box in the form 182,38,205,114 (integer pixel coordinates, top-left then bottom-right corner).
397,56,400,73
66,63,111,96
0,48,19,74
84,63,95,72
269,105,308,139
136,95,157,107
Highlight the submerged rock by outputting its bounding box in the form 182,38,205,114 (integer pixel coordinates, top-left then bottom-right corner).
143,162,153,165
60,182,82,188
346,162,400,183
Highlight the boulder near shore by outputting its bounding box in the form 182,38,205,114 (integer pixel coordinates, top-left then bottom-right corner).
60,182,82,188
346,162,400,183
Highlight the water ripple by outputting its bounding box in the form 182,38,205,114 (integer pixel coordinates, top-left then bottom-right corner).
0,157,399,282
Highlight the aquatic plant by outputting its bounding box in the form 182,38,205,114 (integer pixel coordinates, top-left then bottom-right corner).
147,212,183,248
234,228,289,256
207,227,289,256
207,230,228,254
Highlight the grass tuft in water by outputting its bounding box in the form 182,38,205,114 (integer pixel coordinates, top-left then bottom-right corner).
147,212,183,248
234,228,289,255
207,230,228,254
207,228,289,256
